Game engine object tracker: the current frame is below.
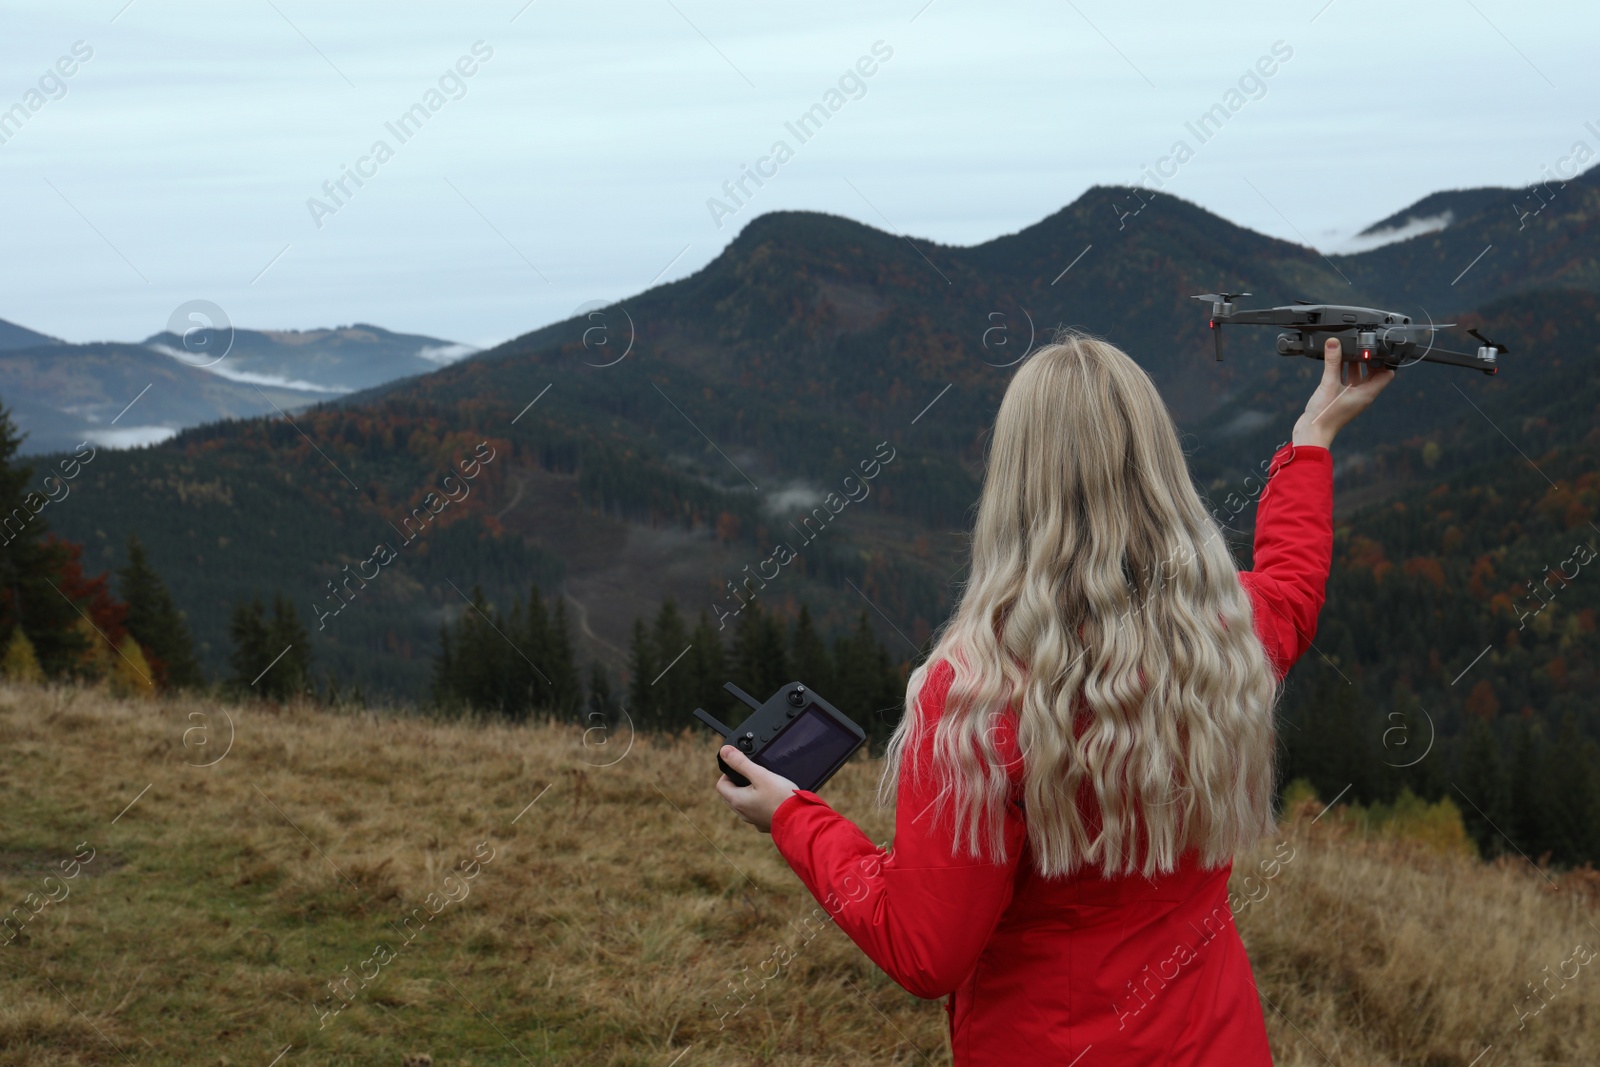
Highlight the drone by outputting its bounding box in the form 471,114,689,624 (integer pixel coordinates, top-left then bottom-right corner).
1191,293,1508,376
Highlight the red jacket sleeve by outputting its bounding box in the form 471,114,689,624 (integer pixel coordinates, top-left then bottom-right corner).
769,660,1026,1000
1238,443,1334,680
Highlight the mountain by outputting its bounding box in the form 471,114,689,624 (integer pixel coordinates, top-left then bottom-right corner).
0,342,334,455
1348,185,1517,248
1189,164,1600,490
0,322,476,455
1332,163,1600,313
37,166,1600,716
0,317,61,351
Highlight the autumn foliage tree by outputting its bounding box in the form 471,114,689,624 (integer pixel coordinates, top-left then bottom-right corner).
0,404,143,688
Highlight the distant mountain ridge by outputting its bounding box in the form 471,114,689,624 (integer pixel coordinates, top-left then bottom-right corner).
0,317,61,351
0,320,475,454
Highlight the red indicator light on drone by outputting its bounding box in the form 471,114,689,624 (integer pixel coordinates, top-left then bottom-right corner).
1361,349,1371,359
1209,319,1215,328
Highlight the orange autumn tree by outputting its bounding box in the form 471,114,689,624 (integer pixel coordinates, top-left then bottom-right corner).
45,535,152,696
1464,678,1500,721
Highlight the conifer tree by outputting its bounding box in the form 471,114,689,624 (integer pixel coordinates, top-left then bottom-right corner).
1509,718,1554,861
500,596,534,720
1545,713,1600,865
323,669,345,707
229,593,313,701
587,661,617,724
1456,716,1511,857
1282,669,1375,805
688,610,729,720
519,584,552,710
627,617,658,727
432,623,457,712
227,596,272,695
548,596,581,715
451,586,504,714
429,584,585,720
832,609,904,746
731,599,788,701
266,593,315,701
117,534,203,690
650,599,692,726
0,406,87,675
791,604,833,696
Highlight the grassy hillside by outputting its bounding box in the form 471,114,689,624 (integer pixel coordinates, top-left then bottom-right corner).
2,681,1599,1065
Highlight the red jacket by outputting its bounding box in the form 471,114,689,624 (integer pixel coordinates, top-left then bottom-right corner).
771,442,1332,1065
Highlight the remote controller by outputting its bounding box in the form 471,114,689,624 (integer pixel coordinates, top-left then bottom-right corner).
693,681,866,793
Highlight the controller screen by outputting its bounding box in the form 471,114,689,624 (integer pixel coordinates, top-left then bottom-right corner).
756,706,860,790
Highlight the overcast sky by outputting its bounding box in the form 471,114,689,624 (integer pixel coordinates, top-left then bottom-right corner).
2,0,1595,349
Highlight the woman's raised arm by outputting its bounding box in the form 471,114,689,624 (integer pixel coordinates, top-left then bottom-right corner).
1239,336,1393,678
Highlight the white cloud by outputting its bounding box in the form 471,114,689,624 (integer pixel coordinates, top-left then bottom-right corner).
765,484,824,515
1217,409,1274,437
82,425,179,449
416,342,479,365
146,344,351,393
1329,212,1455,255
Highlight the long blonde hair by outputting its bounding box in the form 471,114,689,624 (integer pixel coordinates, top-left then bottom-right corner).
879,331,1279,878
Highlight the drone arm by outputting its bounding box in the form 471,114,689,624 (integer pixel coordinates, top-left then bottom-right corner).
1410,344,1499,375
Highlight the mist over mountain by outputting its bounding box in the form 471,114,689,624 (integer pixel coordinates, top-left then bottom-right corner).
0,321,475,455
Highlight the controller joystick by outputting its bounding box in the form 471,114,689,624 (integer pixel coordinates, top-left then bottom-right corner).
717,747,750,787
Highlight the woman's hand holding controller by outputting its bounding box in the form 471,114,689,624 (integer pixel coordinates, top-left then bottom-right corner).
715,745,799,834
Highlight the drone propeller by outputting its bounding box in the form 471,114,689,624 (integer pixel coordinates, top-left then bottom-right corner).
1190,293,1253,361
1467,327,1510,355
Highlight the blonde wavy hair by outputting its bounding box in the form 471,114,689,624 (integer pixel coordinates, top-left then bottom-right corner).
879,331,1280,879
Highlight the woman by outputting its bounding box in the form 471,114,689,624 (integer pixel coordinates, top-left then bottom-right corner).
715,332,1393,1064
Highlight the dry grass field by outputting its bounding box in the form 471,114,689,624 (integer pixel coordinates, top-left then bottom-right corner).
1,680,1599,1065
